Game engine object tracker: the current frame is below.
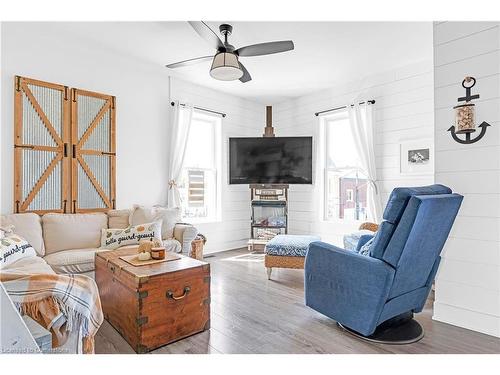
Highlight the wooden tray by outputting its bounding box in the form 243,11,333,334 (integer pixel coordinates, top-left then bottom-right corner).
119,252,181,266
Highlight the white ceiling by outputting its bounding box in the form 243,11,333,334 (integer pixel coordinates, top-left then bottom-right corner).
43,22,433,103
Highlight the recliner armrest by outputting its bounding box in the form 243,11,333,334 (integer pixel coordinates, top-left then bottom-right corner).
173,223,198,254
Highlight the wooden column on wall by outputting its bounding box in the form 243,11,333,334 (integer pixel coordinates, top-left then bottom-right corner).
14,76,70,214
263,106,275,137
13,76,116,214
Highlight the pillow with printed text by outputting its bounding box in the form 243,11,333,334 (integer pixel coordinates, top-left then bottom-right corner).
0,233,37,269
100,221,163,250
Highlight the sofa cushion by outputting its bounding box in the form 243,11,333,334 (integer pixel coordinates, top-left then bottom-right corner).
1,213,45,256
383,184,452,224
43,248,108,274
129,205,181,239
100,221,162,250
2,255,55,275
42,213,108,255
107,209,131,229
0,233,38,270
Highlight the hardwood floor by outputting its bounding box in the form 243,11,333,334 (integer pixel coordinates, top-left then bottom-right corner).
95,248,500,354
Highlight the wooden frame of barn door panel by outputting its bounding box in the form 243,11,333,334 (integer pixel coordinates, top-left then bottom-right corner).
70,88,116,213
13,76,71,214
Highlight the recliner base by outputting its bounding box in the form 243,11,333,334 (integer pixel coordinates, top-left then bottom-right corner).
337,312,424,345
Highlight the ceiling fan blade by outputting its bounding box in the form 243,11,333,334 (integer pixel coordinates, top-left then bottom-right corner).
239,62,252,83
166,56,213,69
236,40,294,57
188,21,225,51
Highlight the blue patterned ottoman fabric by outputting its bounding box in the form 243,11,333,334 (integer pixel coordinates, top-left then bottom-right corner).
265,235,321,257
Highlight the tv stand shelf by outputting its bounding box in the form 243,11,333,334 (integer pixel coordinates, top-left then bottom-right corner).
252,200,287,207
248,184,288,251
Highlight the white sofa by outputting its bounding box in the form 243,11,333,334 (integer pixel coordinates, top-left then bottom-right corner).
1,209,197,353
1,209,198,277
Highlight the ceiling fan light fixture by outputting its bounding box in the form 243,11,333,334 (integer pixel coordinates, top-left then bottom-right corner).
209,52,243,81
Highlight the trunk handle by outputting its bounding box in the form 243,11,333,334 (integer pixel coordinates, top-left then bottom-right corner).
166,286,191,300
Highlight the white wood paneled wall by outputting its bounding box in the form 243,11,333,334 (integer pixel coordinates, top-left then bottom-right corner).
273,61,435,246
170,78,264,253
432,21,500,337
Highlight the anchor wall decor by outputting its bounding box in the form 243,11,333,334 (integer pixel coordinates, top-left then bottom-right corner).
447,76,491,144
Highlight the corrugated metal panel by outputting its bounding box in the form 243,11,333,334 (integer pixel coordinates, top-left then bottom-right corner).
28,83,62,139
22,149,54,203
78,164,105,209
28,157,61,211
22,91,57,147
76,93,112,210
77,94,106,139
83,109,110,152
82,154,110,198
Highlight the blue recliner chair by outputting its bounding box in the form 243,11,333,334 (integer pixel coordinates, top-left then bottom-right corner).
305,184,463,344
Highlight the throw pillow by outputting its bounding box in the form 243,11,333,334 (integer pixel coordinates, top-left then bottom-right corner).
0,225,14,239
358,237,374,256
343,230,374,251
108,209,131,229
101,221,162,250
0,233,37,269
129,205,181,239
163,238,182,253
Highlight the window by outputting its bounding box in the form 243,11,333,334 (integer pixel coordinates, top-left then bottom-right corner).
346,189,354,202
178,110,221,222
323,110,368,221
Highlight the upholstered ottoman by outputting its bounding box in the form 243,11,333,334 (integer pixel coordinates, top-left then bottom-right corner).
264,235,320,280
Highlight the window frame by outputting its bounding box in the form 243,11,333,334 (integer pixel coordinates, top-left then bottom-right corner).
321,110,367,223
180,109,222,224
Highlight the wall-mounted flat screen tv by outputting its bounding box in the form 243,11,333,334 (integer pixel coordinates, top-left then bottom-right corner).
229,136,313,184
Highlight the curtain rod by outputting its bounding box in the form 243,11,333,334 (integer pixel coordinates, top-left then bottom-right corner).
314,100,376,117
170,101,226,118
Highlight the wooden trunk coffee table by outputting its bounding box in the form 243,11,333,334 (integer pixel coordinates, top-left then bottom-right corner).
95,248,210,353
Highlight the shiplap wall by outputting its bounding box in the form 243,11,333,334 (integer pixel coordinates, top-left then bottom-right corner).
273,61,435,246
433,21,500,337
170,78,264,254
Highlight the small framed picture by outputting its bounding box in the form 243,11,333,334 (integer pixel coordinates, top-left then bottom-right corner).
399,139,434,175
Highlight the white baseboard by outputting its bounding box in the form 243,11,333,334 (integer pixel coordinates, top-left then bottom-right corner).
433,301,500,338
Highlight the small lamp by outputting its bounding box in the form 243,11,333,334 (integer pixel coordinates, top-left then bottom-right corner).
209,52,243,81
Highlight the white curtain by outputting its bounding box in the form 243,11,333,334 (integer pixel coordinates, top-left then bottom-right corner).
167,101,194,208
347,103,382,222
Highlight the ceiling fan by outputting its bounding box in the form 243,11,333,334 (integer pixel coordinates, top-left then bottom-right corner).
166,21,295,83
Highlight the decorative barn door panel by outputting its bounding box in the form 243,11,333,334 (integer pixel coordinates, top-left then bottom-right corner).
71,89,116,212
13,76,116,214
14,77,70,214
